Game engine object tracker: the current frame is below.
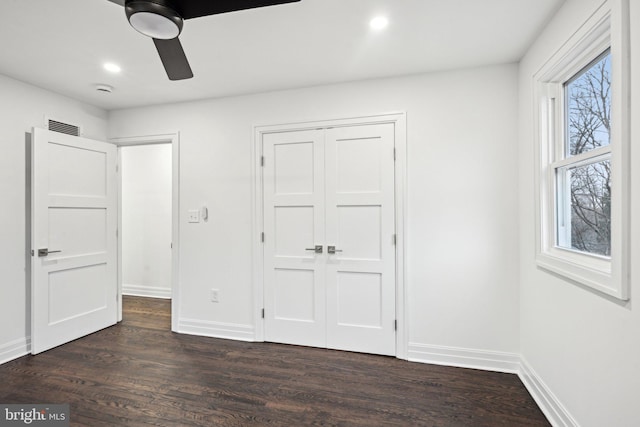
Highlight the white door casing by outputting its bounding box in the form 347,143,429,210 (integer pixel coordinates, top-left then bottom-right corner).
262,122,397,356
31,128,118,354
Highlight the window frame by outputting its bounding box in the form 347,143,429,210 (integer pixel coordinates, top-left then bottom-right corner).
533,0,630,300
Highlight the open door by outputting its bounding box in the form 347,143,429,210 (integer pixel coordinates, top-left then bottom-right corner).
31,128,118,354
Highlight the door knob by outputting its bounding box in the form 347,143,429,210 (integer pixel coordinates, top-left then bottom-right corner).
327,246,343,254
37,248,62,257
305,245,323,254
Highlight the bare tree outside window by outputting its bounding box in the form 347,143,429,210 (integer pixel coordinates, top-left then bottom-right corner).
561,51,611,256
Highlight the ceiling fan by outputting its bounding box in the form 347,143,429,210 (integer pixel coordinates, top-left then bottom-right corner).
107,0,301,80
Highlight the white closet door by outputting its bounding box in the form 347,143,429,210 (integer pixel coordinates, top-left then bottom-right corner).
262,123,397,356
324,124,396,356
31,128,118,354
263,129,326,347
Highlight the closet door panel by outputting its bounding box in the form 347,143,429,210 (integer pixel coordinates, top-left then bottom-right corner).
324,124,397,356
263,130,326,347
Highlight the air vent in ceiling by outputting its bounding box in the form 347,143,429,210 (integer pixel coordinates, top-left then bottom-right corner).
48,119,80,137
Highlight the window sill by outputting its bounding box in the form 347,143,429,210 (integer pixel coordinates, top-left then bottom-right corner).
535,249,627,300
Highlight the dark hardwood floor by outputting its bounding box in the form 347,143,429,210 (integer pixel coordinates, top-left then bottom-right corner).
0,297,550,426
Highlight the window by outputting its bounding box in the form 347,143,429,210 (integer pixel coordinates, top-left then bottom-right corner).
534,0,629,299
556,50,611,257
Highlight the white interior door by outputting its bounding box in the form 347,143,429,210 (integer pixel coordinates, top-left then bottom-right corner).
31,128,118,354
263,123,396,356
325,124,396,356
263,129,326,347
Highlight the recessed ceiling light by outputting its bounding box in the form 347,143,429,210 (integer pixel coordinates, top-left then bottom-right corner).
370,16,389,31
103,62,122,73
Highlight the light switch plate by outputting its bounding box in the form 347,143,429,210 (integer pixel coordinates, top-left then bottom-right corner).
187,209,200,223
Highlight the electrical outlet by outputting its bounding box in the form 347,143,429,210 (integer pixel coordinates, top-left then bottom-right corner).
211,289,219,303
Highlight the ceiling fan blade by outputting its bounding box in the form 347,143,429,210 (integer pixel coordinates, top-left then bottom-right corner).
106,0,125,6
174,0,301,20
153,38,193,80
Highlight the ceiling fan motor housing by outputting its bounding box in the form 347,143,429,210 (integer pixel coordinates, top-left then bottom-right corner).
125,0,183,39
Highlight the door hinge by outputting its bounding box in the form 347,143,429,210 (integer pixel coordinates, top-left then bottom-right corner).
393,148,396,161
261,232,265,243
393,234,397,245
261,156,265,167
261,308,265,319
30,249,34,256
394,319,398,331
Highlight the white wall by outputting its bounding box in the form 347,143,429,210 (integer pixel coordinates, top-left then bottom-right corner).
121,144,172,299
0,73,107,363
109,64,521,362
518,0,640,425
1,2,636,422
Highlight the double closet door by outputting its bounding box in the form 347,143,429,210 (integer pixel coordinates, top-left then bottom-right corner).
263,123,396,356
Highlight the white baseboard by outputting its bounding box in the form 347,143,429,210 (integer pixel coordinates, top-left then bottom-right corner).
0,337,30,365
177,318,255,342
123,284,172,299
407,343,577,427
519,357,578,427
407,342,521,373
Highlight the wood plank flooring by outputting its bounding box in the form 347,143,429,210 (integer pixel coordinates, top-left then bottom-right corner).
0,296,550,426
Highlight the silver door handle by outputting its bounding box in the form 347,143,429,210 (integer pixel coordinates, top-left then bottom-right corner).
37,248,62,257
327,246,343,254
305,245,323,254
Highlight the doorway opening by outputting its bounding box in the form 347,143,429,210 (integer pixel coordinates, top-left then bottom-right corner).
112,134,180,331
120,144,172,299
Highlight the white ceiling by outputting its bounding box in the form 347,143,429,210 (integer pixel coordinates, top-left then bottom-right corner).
0,0,564,110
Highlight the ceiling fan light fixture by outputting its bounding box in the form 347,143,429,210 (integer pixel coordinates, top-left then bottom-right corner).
125,1,183,39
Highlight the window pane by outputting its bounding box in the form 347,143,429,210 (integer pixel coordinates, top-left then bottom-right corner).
557,159,611,256
565,51,611,156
